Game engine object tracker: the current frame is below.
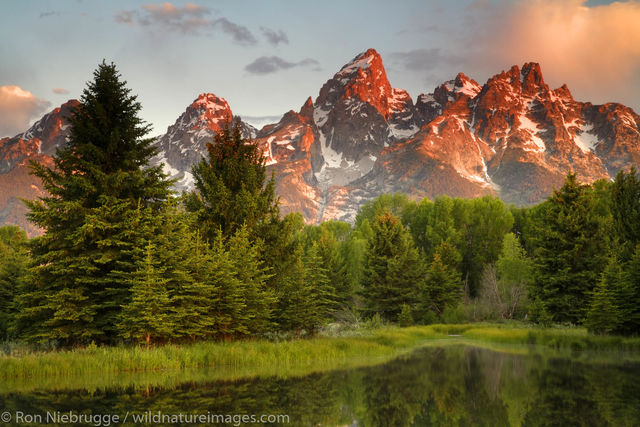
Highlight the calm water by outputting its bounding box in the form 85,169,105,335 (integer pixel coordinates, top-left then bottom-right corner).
1,345,639,426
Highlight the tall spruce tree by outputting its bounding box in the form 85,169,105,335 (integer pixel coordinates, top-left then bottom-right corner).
360,212,425,322
184,124,298,302
17,62,171,345
530,174,609,324
184,125,278,241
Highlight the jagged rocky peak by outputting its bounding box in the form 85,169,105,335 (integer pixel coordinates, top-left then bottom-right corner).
16,99,79,156
0,99,79,175
314,48,396,122
299,96,314,118
552,84,574,102
186,93,233,131
520,62,545,93
153,92,256,191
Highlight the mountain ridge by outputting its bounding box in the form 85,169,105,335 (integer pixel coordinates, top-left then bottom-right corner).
1,49,639,234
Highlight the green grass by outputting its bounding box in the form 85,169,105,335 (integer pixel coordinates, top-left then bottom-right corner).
0,326,445,391
1,323,639,393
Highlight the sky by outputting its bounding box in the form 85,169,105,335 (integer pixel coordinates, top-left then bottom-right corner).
1,0,639,138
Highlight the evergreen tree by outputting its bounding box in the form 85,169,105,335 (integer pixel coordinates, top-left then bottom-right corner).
360,212,425,322
184,123,297,309
0,226,30,341
398,304,414,327
585,259,623,335
18,62,171,345
170,230,219,340
315,227,350,309
304,243,337,333
619,245,640,335
117,241,173,346
184,125,279,241
227,225,276,336
277,244,313,335
611,167,640,259
419,252,462,318
530,174,609,324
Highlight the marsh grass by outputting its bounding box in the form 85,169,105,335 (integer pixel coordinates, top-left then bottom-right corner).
2,323,639,393
0,326,444,386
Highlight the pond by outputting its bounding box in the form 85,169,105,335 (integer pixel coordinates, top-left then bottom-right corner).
1,345,639,426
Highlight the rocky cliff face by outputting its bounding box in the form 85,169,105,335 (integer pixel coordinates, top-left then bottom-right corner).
0,100,79,236
153,93,257,191
2,49,639,234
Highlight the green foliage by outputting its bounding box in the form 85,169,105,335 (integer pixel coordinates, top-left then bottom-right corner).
227,226,276,336
530,297,553,327
585,259,623,335
398,304,414,327
0,226,30,341
277,243,331,336
495,233,532,318
18,62,171,346
300,223,351,310
403,196,461,260
620,245,640,334
355,193,410,229
455,196,514,296
419,253,462,318
611,167,640,257
530,173,610,324
117,241,174,346
303,243,338,333
360,212,425,322
403,196,513,296
184,125,279,242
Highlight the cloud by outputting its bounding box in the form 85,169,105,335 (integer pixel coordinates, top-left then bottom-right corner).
244,56,320,75
114,2,257,44
261,27,288,46
390,48,462,71
0,86,51,137
461,0,640,108
52,88,70,95
213,18,257,45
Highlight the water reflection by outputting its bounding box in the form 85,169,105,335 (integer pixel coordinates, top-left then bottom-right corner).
1,346,639,426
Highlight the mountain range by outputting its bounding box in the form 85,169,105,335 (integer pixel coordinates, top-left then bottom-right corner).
1,48,639,235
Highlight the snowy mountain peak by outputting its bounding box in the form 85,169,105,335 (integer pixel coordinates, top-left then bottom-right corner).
451,73,482,98
191,93,230,110
337,48,381,76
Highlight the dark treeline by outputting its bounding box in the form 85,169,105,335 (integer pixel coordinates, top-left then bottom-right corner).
1,62,639,348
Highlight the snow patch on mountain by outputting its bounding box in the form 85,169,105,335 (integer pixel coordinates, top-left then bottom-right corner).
574,123,600,153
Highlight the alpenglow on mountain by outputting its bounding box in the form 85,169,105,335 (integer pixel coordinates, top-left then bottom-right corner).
1,49,639,234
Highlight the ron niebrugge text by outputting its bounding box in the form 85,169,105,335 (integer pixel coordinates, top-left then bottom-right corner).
3,410,290,426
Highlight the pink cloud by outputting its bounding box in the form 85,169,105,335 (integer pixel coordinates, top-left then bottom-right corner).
464,0,640,109
0,86,51,137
